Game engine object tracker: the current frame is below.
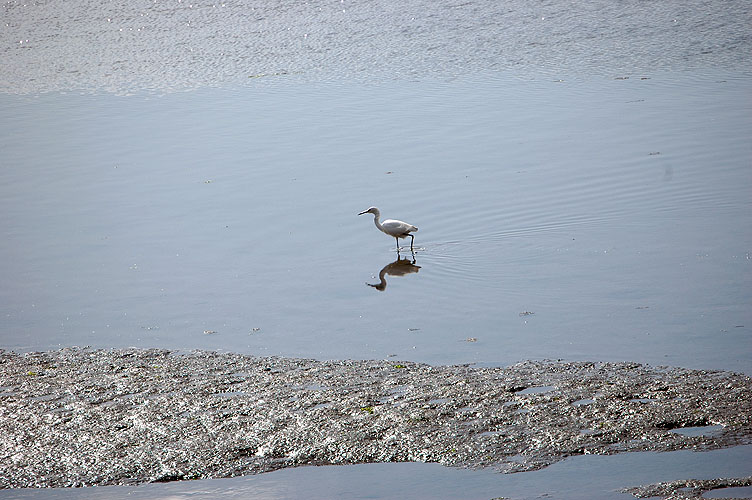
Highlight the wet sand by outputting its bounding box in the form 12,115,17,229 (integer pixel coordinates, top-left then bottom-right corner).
625,476,752,499
1,348,750,489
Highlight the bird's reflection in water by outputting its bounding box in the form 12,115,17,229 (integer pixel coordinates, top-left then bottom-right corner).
367,255,421,291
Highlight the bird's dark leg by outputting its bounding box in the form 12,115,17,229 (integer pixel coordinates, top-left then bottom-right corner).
409,234,414,251
395,237,400,253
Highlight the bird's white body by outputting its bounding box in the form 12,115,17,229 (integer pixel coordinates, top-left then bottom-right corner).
377,218,418,238
358,207,418,251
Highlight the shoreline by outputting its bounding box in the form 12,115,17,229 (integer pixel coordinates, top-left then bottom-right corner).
1,347,750,489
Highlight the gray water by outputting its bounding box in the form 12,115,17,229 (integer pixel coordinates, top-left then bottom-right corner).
2,72,750,372
1,446,750,500
1,0,751,497
1,0,750,92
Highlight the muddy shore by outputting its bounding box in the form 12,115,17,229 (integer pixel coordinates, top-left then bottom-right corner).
1,348,750,489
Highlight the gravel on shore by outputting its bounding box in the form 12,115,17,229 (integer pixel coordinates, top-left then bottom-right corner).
1,348,750,488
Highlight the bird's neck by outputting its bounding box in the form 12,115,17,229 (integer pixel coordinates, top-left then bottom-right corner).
371,212,383,230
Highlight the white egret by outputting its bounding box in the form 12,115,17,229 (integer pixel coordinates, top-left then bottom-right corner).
358,207,418,251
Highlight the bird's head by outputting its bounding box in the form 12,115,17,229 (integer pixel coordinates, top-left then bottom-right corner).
358,207,379,216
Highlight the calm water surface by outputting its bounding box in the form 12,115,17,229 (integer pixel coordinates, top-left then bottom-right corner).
3,446,751,499
2,72,750,372
1,0,751,497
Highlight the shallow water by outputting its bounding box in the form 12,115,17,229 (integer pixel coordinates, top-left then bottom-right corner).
3,446,751,500
704,485,752,499
2,0,750,93
1,72,750,373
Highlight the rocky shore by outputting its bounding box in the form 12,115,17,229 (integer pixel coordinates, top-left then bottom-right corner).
1,348,750,489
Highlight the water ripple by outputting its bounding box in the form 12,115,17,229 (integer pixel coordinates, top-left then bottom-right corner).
1,0,750,93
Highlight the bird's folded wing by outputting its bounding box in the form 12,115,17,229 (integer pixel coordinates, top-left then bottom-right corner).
382,220,416,234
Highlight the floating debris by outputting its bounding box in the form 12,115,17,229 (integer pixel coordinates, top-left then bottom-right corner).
248,71,289,79
519,311,535,317
203,330,217,335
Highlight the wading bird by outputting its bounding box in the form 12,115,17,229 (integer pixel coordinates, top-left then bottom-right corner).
358,207,418,252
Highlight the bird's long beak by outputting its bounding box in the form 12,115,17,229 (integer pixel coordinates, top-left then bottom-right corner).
358,210,368,215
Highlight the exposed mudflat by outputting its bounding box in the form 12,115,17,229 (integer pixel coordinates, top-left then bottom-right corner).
1,348,750,489
624,475,752,499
